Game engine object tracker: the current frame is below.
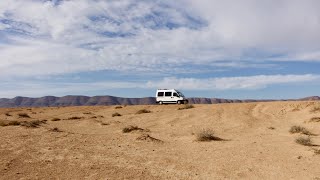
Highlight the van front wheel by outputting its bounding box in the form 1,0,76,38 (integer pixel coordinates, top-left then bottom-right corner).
177,101,181,105
159,101,163,105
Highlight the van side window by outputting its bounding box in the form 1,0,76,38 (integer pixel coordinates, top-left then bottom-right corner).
173,92,178,97
165,92,172,97
157,92,164,96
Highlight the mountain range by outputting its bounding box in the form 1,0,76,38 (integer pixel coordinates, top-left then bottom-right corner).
0,95,319,108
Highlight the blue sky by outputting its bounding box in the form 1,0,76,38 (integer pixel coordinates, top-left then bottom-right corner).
1,0,320,99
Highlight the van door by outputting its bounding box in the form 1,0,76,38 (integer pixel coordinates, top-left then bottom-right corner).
164,91,172,103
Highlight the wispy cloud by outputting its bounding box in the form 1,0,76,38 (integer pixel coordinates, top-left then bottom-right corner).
1,0,320,79
146,74,320,90
1,74,318,98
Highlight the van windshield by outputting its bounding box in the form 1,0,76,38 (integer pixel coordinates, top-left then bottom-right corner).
177,91,185,97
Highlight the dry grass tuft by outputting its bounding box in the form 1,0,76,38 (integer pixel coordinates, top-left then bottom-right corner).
5,113,11,116
50,127,63,132
268,127,276,130
112,112,122,117
115,106,123,109
0,121,7,126
136,109,151,114
310,117,320,122
67,116,83,120
83,112,93,115
8,121,21,126
122,125,144,133
310,106,320,113
18,113,31,118
295,136,312,146
21,120,46,128
51,118,61,121
136,134,163,143
178,104,194,110
289,125,314,135
196,129,224,141
314,148,320,155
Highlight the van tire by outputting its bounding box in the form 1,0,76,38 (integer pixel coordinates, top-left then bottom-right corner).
159,101,163,105
177,101,181,104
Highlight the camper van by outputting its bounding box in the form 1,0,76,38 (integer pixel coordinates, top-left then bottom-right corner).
156,89,188,105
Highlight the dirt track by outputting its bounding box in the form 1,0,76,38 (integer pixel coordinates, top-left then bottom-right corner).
1,101,320,179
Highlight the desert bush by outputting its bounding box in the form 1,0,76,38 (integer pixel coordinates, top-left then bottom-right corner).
100,122,110,126
83,112,93,115
310,117,320,122
178,104,194,110
136,109,151,114
67,116,83,120
310,106,320,113
289,126,313,135
268,127,276,130
136,134,163,143
18,113,30,118
112,112,122,117
8,121,21,126
21,120,46,128
115,106,123,109
91,116,97,119
122,125,144,133
5,113,11,116
0,121,8,126
51,118,61,121
196,129,224,141
295,137,312,146
50,127,62,132
314,149,320,155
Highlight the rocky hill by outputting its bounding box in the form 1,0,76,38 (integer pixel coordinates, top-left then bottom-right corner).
0,95,319,107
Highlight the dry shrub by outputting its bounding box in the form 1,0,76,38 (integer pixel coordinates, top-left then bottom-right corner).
0,121,7,126
196,129,224,141
21,120,46,128
314,149,320,155
136,134,163,143
268,127,276,130
295,137,312,146
5,113,11,116
289,125,314,135
91,116,97,119
310,105,320,113
18,113,30,118
310,117,320,122
67,116,83,120
51,118,61,121
100,122,110,126
115,106,123,109
83,112,93,115
136,109,151,114
8,121,21,126
178,104,194,110
50,127,62,132
122,125,144,133
112,112,122,117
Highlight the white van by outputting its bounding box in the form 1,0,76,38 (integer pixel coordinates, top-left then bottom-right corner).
156,89,188,105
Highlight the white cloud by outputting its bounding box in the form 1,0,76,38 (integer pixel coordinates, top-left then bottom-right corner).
1,74,318,98
1,0,320,79
146,74,320,90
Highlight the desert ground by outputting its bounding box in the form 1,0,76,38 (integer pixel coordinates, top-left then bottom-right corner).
0,101,320,179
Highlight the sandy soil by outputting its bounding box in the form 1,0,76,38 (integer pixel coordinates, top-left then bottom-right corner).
0,101,320,179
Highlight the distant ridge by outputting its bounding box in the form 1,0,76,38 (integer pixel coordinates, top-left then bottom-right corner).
0,95,319,108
